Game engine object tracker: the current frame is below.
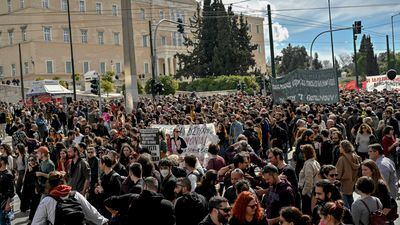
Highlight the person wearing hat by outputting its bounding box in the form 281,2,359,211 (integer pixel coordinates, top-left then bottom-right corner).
0,155,14,225
260,164,295,225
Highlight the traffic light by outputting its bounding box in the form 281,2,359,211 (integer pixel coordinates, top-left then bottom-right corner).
177,18,184,34
354,21,362,34
90,78,100,95
155,82,165,95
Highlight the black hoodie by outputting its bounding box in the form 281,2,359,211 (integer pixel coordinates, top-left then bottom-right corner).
175,192,208,225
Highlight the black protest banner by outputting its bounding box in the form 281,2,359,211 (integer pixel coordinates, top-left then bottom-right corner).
271,69,339,104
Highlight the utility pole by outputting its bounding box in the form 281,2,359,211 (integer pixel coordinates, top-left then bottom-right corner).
149,21,156,99
121,0,139,113
353,25,359,88
387,35,391,71
18,43,25,103
67,0,77,101
327,0,339,99
267,5,276,78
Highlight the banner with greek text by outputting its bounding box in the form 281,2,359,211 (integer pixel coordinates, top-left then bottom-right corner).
271,69,339,104
151,124,219,162
365,75,400,92
140,128,160,163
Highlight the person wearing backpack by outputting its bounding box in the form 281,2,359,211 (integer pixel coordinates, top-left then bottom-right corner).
32,171,108,225
351,176,384,225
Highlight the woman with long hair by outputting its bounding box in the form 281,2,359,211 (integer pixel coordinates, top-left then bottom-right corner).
381,125,399,158
336,140,361,209
229,191,267,225
280,207,311,225
298,144,321,215
0,143,14,171
120,144,132,167
361,159,395,223
195,169,218,201
319,200,346,225
216,122,229,158
21,155,40,220
15,144,28,204
355,123,374,160
56,148,70,174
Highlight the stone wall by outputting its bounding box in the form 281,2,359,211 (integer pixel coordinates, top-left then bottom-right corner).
0,85,29,103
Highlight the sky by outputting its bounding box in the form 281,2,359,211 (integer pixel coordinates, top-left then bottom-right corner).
221,0,400,65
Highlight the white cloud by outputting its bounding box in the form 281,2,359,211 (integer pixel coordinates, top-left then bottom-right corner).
272,22,289,42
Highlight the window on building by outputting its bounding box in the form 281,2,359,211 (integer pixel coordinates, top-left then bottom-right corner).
96,2,102,15
170,10,175,21
43,27,52,41
11,64,16,76
65,61,72,73
83,61,90,73
24,62,29,75
115,62,121,75
46,61,53,74
21,26,27,42
139,9,145,20
98,32,104,45
20,0,25,9
81,30,88,43
0,66,3,77
99,62,106,74
142,35,148,47
161,36,166,46
0,32,2,47
8,30,14,45
144,63,149,74
248,24,252,32
172,32,177,46
42,0,49,8
61,0,68,11
113,32,120,45
112,4,118,16
256,25,261,34
63,28,70,43
7,0,12,13
79,0,85,12
160,11,164,19
178,33,183,46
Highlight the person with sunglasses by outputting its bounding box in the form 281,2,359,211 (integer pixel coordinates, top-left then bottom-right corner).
199,196,231,225
230,191,267,225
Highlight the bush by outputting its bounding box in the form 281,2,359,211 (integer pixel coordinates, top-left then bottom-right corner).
137,81,144,94
145,75,178,95
178,75,260,94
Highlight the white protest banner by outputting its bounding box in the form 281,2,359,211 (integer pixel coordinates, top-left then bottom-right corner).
365,75,400,92
140,128,160,163
151,124,219,162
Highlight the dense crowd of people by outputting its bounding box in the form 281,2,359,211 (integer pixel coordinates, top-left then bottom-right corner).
0,89,400,225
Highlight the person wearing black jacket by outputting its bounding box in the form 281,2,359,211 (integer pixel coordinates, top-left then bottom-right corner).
175,177,208,225
108,150,128,177
95,155,122,219
104,177,175,225
159,159,177,202
0,156,14,225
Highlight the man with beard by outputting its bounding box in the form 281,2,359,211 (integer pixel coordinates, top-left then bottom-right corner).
260,165,295,225
312,180,353,225
330,131,343,165
175,177,208,225
199,196,231,225
66,146,90,195
108,150,128,177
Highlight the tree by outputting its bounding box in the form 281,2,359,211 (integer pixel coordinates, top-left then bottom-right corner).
145,76,178,95
278,44,309,75
358,35,379,76
235,13,257,75
312,53,323,70
322,60,331,69
101,80,114,97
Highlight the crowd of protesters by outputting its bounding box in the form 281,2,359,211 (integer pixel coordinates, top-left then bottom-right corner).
0,89,400,225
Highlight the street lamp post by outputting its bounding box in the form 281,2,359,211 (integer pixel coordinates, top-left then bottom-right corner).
391,13,400,68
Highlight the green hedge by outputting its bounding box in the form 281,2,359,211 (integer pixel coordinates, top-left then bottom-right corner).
178,75,260,94
145,75,178,95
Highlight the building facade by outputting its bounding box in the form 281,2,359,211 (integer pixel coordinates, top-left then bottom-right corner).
0,0,266,86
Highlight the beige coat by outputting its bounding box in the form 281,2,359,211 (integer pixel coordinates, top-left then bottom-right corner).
298,158,321,197
336,152,361,195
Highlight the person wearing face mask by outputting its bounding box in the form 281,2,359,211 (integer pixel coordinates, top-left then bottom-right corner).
159,159,177,202
199,196,231,225
121,163,143,194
